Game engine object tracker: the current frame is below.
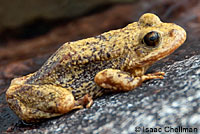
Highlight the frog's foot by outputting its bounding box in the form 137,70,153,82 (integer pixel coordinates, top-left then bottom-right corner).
75,94,93,108
94,69,165,92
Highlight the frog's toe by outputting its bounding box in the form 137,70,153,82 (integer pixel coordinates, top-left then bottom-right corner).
150,71,165,76
145,71,165,79
75,94,93,108
141,72,165,81
85,95,93,108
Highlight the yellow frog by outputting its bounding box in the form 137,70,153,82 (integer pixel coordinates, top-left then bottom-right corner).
6,13,186,123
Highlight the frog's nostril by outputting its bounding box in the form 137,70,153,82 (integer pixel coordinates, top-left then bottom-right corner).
169,29,177,37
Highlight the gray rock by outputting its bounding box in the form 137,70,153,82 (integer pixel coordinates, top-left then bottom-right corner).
22,55,200,134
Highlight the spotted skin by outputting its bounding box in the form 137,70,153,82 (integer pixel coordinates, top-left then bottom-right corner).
6,13,186,122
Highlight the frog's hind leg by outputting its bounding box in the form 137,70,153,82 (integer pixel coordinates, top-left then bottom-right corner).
94,69,165,92
6,96,64,123
6,84,87,122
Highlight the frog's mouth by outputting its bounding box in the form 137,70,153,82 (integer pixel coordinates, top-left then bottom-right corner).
135,26,186,67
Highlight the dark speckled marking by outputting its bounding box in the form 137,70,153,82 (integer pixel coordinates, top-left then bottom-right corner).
107,53,111,58
94,35,107,41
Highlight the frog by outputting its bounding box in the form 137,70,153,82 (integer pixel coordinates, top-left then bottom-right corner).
6,13,186,123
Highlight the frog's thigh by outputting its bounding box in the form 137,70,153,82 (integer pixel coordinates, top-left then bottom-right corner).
6,84,84,122
6,96,62,122
94,69,165,91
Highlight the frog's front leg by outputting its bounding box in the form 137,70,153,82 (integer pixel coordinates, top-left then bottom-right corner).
94,69,165,91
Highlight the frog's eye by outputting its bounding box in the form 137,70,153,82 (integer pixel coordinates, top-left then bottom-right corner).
143,31,160,47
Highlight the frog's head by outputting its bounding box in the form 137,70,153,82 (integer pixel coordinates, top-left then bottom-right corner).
128,13,186,68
